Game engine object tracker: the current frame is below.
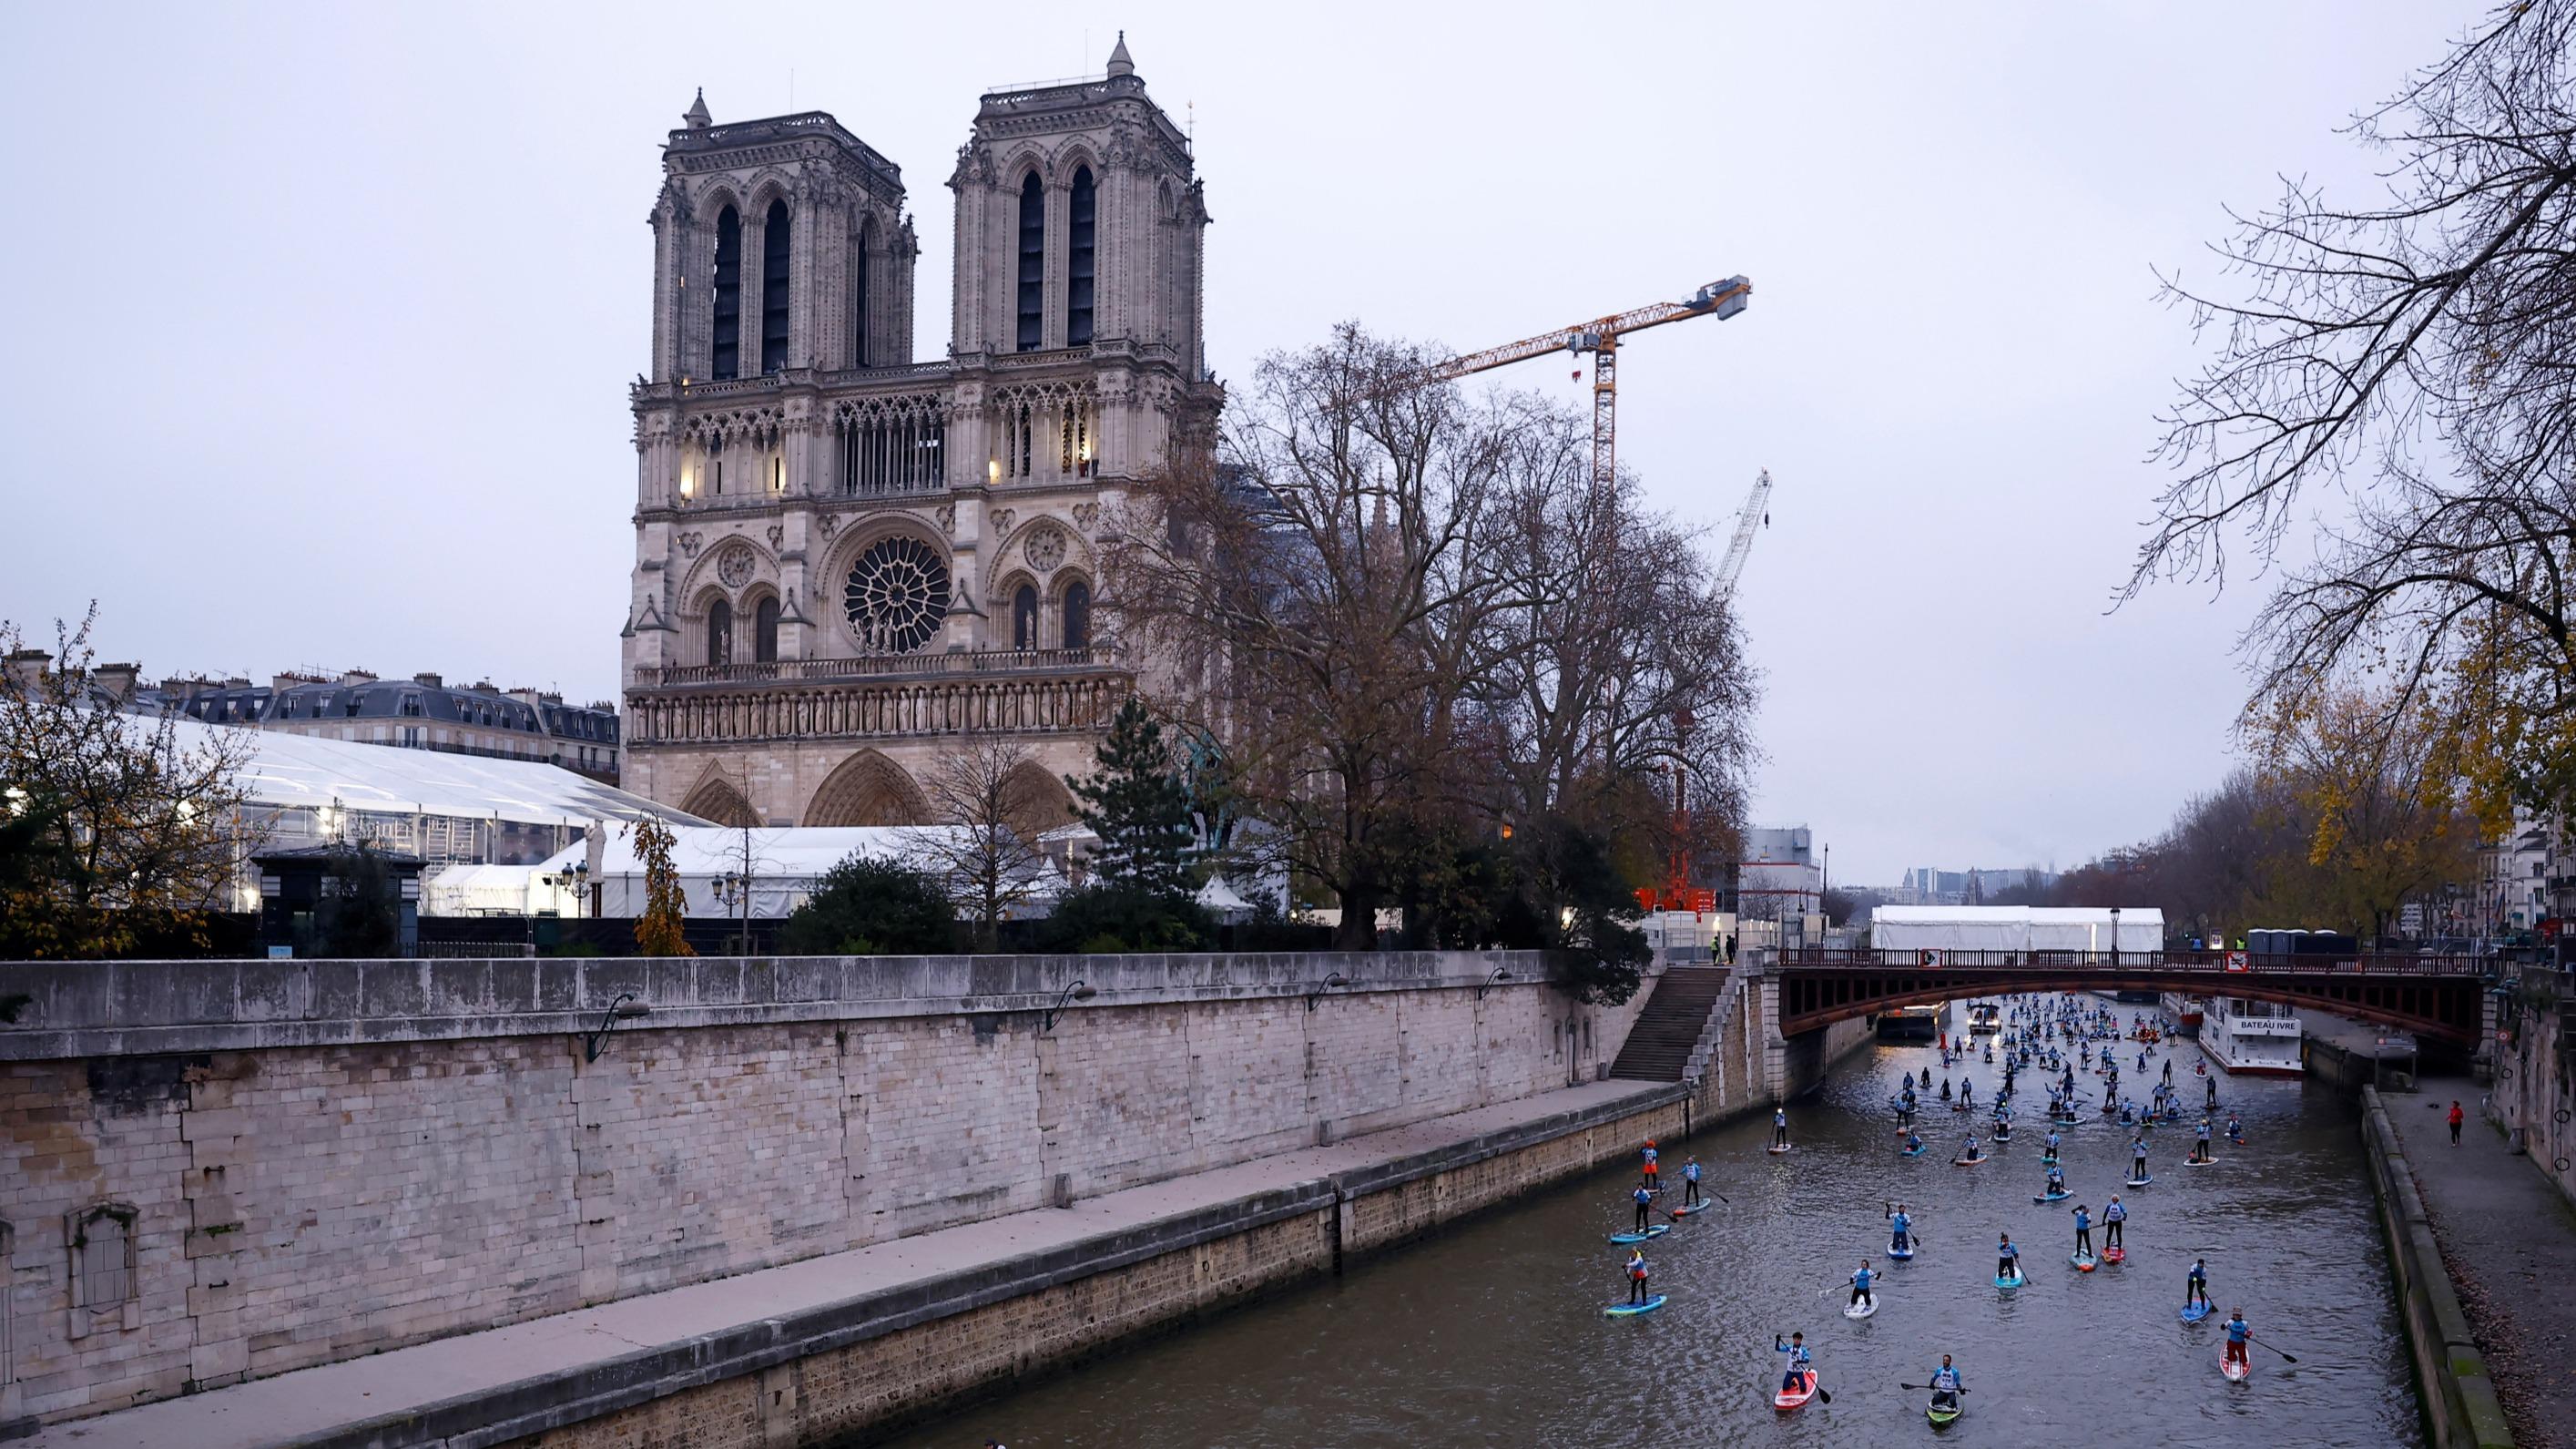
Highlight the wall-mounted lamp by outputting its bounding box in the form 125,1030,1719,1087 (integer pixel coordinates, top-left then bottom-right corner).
582,991,651,1063
1306,973,1350,1013
1477,965,1513,1001
1042,980,1096,1034
988,459,1001,485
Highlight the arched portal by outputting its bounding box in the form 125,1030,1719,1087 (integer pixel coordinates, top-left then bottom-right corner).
807,748,931,826
681,775,758,828
1002,759,1076,841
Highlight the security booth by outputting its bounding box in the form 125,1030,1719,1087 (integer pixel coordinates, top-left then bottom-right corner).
255,844,424,957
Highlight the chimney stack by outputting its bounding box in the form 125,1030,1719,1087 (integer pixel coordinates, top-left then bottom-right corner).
94,662,141,702
3,649,52,692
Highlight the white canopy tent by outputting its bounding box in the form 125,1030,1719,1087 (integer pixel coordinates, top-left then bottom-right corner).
1871,905,2164,954
522,825,1064,920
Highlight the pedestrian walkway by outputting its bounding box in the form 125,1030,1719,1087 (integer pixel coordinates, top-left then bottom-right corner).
2386,1073,2576,1449
17,1077,1673,1449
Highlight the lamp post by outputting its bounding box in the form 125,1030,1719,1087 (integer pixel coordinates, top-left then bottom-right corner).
1306,972,1350,1013
1477,964,1513,1001
543,861,591,919
1042,980,1096,1034
2108,905,2123,970
713,870,752,954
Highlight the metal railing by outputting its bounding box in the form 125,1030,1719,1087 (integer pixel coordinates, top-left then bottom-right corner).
1778,947,2492,977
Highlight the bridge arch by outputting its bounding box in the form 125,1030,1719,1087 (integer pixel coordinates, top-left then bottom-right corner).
1772,962,2485,1046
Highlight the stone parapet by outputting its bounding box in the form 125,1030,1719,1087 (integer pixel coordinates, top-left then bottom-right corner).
2361,1087,2516,1449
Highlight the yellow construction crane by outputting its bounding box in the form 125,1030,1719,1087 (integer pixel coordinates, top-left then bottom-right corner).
1431,276,1752,494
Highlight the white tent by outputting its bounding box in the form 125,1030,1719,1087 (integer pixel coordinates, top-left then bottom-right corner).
524,825,1064,919
420,863,545,917
1872,905,2164,954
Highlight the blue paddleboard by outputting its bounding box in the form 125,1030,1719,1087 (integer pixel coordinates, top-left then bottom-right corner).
2124,1174,2153,1187
1604,1293,1667,1316
2181,1301,2212,1323
1607,1223,1671,1244
1995,1270,2025,1290
2032,1190,2069,1203
1889,1243,1915,1260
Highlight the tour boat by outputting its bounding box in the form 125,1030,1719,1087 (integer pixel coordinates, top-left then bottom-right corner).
2199,995,2304,1077
2160,991,2205,1036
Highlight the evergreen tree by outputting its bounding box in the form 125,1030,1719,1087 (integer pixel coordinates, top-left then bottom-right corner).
1066,699,1198,901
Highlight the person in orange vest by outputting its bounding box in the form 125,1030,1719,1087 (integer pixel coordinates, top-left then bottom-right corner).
2448,1100,2465,1147
1641,1139,1660,1191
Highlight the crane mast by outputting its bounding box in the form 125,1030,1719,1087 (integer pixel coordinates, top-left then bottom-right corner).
1431,276,1751,495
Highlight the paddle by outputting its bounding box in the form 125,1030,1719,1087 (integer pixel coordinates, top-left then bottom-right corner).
2245,1334,2299,1363
1899,1383,1970,1393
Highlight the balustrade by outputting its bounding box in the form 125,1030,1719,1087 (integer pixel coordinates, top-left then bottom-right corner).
626,657,1128,745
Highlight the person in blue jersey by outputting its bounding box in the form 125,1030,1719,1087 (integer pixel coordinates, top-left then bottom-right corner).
1848,1259,1876,1311
1631,1184,1655,1234
1995,1231,2021,1281
2043,1163,2067,1198
2103,1194,2127,1249
1904,1127,1925,1155
1888,1202,1914,1253
2071,1203,2093,1256
1624,1248,1652,1306
2185,1258,2212,1312
2044,1128,2062,1159
1682,1156,1705,1208
1929,1355,1964,1415
2227,1111,2245,1144
1772,1107,1790,1149
2191,1117,2215,1162
2224,1310,2253,1372
1958,1135,1981,1164
1775,1332,1813,1393
2131,1134,2150,1181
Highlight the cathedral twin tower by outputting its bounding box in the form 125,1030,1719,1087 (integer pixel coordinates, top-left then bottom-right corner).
619,37,1217,832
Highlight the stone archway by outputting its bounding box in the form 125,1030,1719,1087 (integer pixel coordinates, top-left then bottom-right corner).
1002,759,1076,841
680,775,759,828
806,748,931,826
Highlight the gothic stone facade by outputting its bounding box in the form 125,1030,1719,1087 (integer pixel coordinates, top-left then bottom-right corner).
620,40,1217,830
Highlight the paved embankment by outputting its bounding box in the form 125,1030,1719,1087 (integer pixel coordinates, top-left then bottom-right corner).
2379,1077,2576,1449
16,1078,1688,1449
2362,1083,2522,1448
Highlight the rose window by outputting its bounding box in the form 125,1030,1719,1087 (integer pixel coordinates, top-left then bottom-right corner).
842,536,951,654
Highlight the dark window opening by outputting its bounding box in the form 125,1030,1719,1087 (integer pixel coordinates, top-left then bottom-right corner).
708,598,733,667
760,199,791,373
755,597,780,662
1067,168,1095,346
852,232,870,368
711,206,742,380
1016,173,1044,352
1013,585,1039,650
1062,580,1091,649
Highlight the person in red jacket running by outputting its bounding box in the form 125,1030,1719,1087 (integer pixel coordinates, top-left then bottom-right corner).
2449,1100,2465,1147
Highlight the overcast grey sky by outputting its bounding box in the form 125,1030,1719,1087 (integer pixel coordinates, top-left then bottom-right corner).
2,2,2483,882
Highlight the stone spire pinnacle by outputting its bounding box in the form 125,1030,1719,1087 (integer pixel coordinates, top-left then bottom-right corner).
1105,31,1135,77
683,88,711,129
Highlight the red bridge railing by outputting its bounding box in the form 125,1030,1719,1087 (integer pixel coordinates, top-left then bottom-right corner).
1777,947,2491,979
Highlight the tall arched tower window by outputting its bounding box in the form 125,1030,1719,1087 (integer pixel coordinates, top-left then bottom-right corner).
1062,580,1091,649
760,199,791,373
1016,172,1044,352
852,219,872,368
707,598,733,666
1012,586,1039,650
711,206,743,380
754,597,780,662
1067,168,1096,346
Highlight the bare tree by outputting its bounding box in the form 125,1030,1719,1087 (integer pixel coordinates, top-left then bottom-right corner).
2135,2,2576,806
908,734,1049,949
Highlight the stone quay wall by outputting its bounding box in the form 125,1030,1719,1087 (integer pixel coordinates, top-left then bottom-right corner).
0,951,1646,1433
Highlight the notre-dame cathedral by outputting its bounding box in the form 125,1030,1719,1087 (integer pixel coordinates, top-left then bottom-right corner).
618,36,1218,830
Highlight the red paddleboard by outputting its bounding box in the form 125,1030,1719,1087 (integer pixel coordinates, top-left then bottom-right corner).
2220,1348,2250,1383
1775,1371,1819,1411
2103,1246,2126,1263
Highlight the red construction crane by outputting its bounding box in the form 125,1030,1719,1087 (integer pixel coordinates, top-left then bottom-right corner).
1431,276,1752,494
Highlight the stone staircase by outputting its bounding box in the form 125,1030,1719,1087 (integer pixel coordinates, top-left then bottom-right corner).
1608,965,1733,1081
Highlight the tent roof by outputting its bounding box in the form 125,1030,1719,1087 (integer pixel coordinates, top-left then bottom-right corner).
534,825,976,878
159,716,699,830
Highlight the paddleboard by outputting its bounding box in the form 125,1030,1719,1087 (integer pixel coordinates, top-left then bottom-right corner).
2220,1348,2250,1382
1773,1371,1819,1411
1951,1155,1985,1168
1927,1396,1962,1427
2188,1155,2216,1167
1901,1144,1927,1157
1888,1243,1915,1260
1843,1296,1879,1320
1994,1269,2025,1290
1607,1224,1670,1244
1766,1144,1794,1155
1669,1200,1709,1217
2124,1175,2153,1188
2071,1250,2098,1271
1604,1293,1667,1317
2182,1301,2212,1323
2103,1246,2126,1263
2032,1190,2069,1203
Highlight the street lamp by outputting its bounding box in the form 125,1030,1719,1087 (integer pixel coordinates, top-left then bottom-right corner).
543,861,591,918
1477,965,1513,1001
1042,980,1096,1034
1306,973,1350,1013
2108,905,2123,970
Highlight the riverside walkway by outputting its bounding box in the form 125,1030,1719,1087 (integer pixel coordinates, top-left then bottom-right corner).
21,1079,1675,1449
2387,1072,2576,1448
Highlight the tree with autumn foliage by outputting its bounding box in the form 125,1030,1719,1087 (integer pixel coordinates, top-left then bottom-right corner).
628,817,695,957
2254,684,2477,940
1,606,253,958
